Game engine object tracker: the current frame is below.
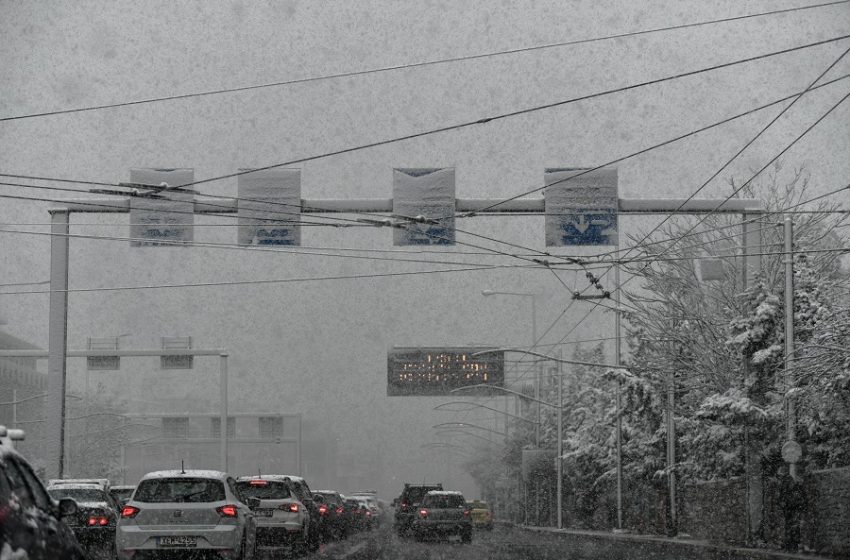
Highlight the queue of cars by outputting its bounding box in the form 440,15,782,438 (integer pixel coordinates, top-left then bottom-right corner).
1,428,490,559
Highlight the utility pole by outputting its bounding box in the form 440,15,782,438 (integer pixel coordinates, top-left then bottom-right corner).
784,217,798,479
666,364,676,535
11,389,17,430
614,263,624,532
556,352,563,530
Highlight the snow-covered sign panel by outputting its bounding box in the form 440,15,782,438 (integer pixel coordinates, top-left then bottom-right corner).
392,168,456,246
129,168,194,247
238,168,301,246
387,347,504,396
544,168,618,246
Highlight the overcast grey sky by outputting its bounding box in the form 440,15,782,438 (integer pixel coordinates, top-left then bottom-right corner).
2,0,849,496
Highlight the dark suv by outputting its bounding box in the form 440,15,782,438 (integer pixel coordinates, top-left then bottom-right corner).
0,427,85,559
393,482,443,536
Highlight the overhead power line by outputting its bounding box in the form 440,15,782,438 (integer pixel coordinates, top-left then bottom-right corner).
2,73,847,273
0,227,591,270
488,79,850,395
177,33,850,191
0,263,544,296
2,1,847,123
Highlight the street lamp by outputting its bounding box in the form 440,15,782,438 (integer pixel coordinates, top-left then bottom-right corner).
465,348,630,531
481,289,538,440
433,422,507,436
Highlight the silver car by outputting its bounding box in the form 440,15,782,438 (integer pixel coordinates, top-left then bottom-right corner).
115,470,258,560
235,476,313,554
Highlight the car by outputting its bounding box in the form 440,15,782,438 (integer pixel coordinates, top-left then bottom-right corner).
394,482,443,536
350,497,377,531
410,490,472,543
236,475,313,554
312,490,349,540
109,484,136,507
115,469,258,560
0,426,85,559
341,498,369,533
466,500,494,530
48,478,111,492
47,482,121,556
272,475,321,551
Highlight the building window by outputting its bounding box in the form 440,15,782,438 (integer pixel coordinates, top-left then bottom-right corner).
258,416,283,439
162,417,189,439
211,417,236,438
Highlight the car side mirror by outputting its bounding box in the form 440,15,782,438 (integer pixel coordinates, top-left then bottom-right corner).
245,497,261,510
58,498,78,517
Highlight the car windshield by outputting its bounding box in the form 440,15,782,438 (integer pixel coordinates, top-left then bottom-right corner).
48,488,108,503
133,478,226,503
422,494,465,508
235,480,291,499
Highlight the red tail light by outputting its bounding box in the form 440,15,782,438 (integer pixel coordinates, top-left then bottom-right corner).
87,515,109,526
335,506,344,514
216,504,239,518
318,504,329,515
120,505,140,519
249,480,268,486
419,508,428,518
366,510,372,517
282,503,299,513
463,509,470,517
401,501,408,509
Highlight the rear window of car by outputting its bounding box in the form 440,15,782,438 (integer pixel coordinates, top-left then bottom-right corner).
314,492,341,505
48,488,109,503
134,478,226,503
403,486,440,504
110,488,134,500
236,480,291,499
422,494,465,508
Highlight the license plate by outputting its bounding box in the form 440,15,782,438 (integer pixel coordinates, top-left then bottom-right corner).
158,536,197,547
256,509,274,517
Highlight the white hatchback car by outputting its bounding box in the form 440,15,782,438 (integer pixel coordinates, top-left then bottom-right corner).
235,476,313,553
116,470,258,560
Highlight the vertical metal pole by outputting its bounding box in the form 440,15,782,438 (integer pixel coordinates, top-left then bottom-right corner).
47,209,70,480
741,216,751,543
11,389,17,429
556,355,563,530
297,413,303,475
667,367,676,535
220,353,229,472
614,262,624,531
120,443,126,485
784,217,797,479
531,295,540,526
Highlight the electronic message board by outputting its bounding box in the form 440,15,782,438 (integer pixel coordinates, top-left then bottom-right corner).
387,347,504,396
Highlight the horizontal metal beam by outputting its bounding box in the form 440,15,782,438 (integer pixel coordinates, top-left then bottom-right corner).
0,349,225,358
52,197,763,215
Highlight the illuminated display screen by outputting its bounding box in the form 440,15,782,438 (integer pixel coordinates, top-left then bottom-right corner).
387,347,505,396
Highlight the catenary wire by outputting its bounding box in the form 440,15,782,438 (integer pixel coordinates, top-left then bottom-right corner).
3,73,848,271
0,227,592,270
0,263,549,296
482,85,850,396
168,34,850,191
466,43,850,216
1,1,846,123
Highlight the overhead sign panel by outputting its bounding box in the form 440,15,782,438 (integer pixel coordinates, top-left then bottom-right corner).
238,168,302,246
129,168,195,247
387,347,504,396
392,168,456,246
544,168,618,246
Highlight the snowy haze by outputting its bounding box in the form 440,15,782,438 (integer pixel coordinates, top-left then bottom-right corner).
1,0,849,498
